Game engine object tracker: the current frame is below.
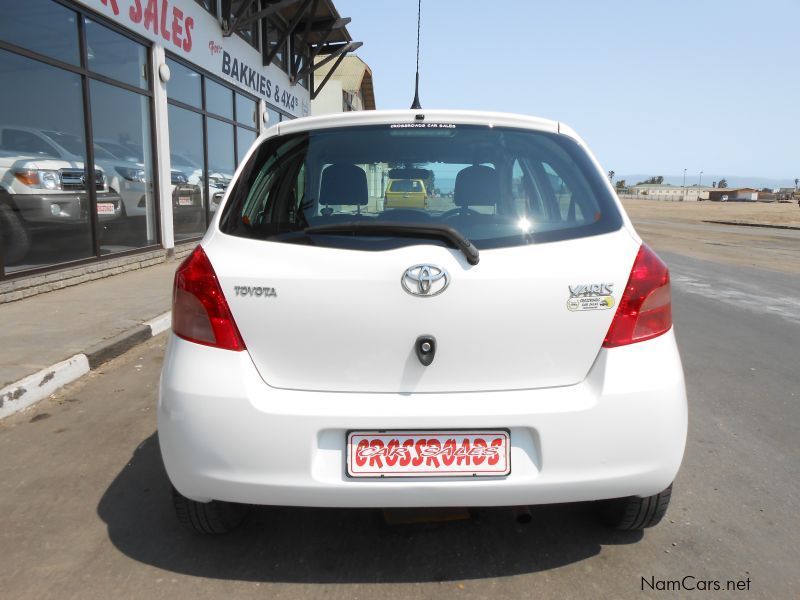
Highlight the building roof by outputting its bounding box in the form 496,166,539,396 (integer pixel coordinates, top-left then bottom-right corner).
314,55,375,109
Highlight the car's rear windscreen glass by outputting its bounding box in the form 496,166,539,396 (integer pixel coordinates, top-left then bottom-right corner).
219,124,622,249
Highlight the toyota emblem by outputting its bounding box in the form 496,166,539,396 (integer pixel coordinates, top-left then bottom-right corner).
401,264,449,297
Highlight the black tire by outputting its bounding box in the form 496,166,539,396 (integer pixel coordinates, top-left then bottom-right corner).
598,484,673,530
0,203,30,265
172,486,250,534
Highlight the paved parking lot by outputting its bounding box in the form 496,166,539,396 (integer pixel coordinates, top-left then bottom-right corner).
0,217,798,599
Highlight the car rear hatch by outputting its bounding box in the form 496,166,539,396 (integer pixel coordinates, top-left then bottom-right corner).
207,228,638,393
200,118,642,393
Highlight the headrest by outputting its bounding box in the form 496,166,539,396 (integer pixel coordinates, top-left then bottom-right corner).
453,165,499,207
319,164,368,206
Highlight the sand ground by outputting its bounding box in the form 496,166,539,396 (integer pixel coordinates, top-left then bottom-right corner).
619,198,799,275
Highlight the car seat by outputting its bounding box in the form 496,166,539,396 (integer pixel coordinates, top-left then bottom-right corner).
453,165,499,218
318,164,368,218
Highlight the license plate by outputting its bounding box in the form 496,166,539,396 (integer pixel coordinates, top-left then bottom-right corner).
96,202,115,214
178,196,193,205
347,430,510,478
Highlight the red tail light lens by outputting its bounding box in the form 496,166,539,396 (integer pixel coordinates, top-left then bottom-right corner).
172,246,246,351
603,244,672,348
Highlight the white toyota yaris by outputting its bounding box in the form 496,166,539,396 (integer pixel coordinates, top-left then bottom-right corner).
159,110,687,534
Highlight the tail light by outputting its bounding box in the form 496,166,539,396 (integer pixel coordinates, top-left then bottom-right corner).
172,246,245,351
603,244,672,348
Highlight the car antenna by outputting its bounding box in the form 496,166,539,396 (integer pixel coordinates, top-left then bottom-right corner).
410,0,423,109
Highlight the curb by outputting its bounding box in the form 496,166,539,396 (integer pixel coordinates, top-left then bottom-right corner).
702,220,800,231
0,311,171,421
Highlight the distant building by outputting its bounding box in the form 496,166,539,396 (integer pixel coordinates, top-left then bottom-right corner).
627,184,711,201
311,55,376,115
706,188,758,201
627,184,759,201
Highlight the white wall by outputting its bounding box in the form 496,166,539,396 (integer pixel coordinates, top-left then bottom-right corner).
310,81,345,116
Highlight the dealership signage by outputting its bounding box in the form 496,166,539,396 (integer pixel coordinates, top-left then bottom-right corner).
81,0,306,116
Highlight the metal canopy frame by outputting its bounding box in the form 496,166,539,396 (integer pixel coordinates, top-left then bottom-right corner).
220,0,361,100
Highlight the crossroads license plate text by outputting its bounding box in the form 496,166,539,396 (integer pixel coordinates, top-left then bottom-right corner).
347,430,510,478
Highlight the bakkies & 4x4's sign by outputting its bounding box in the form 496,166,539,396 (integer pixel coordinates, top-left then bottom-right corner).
82,0,306,116
220,51,299,113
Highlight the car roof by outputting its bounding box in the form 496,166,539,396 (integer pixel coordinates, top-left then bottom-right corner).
277,109,564,137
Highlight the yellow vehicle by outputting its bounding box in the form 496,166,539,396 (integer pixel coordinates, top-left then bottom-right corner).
384,178,428,209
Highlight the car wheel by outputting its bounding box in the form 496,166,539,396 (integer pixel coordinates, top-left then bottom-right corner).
172,486,250,534
0,203,31,265
597,484,673,530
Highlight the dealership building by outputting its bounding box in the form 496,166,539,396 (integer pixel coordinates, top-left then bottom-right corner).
0,0,360,293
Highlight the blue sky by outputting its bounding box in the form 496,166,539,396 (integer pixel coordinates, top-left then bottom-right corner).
336,0,799,182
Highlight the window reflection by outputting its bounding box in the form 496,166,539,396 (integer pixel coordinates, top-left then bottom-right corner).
236,94,257,128
0,49,101,272
90,79,157,251
0,0,79,65
206,119,235,216
237,127,256,164
166,58,201,108
205,78,233,119
85,18,148,89
266,107,282,127
168,105,206,240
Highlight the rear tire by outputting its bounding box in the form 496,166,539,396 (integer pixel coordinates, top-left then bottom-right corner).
598,484,673,530
172,486,250,534
0,203,30,265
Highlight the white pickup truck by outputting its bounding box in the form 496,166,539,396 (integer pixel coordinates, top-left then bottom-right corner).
0,127,123,264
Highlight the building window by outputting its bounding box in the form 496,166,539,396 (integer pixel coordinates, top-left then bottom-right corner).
234,0,260,51
165,58,202,108
85,18,148,89
167,105,205,240
205,78,234,120
343,91,355,112
0,50,94,272
89,78,157,250
263,17,287,72
0,0,159,278
0,0,80,65
165,56,259,242
236,93,258,128
265,106,293,126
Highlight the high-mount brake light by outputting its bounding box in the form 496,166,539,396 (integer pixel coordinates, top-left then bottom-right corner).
172,246,246,351
603,244,672,348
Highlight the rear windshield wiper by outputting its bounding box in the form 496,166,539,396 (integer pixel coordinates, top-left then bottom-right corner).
303,221,480,265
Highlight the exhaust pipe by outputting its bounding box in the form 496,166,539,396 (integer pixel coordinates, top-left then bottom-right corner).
512,505,532,524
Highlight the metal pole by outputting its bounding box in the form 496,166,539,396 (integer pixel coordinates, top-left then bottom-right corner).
699,170,703,187
683,168,686,202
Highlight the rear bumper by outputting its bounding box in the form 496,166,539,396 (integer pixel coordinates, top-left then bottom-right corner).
158,329,687,507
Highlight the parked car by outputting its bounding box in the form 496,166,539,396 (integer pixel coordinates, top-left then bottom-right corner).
0,128,122,264
159,110,687,534
94,140,203,232
384,178,428,209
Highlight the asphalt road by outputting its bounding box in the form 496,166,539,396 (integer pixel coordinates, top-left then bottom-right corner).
0,237,798,598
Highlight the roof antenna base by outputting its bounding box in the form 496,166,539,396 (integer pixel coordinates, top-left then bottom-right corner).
410,73,422,110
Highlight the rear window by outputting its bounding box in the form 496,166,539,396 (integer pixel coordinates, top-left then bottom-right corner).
220,124,622,250
389,180,424,193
